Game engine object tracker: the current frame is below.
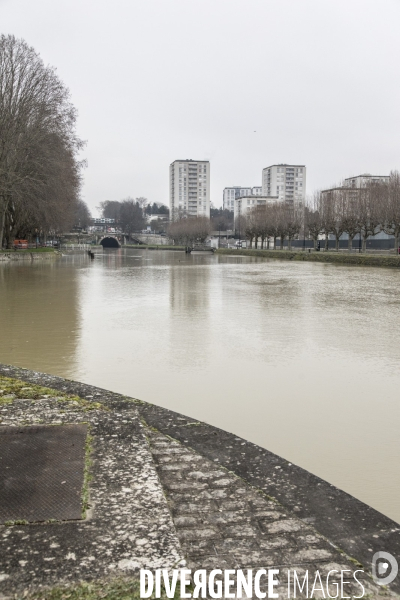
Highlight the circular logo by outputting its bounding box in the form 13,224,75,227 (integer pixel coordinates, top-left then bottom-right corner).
372,552,398,586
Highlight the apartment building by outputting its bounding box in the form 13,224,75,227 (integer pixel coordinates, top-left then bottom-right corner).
262,164,306,205
170,160,210,220
233,195,279,222
223,186,262,211
344,174,389,188
322,173,390,201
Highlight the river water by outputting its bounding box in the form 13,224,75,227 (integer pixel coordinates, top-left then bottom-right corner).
0,249,399,523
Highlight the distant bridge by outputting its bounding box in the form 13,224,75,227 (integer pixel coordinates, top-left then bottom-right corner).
99,235,122,248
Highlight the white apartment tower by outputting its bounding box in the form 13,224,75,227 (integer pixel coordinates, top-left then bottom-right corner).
170,160,210,220
223,187,262,211
233,195,278,222
262,164,306,205
344,174,389,188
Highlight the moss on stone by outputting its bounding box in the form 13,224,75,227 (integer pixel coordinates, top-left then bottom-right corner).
29,578,182,600
0,376,106,411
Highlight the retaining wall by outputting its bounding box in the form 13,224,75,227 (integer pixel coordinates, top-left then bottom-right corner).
0,251,60,262
217,248,400,268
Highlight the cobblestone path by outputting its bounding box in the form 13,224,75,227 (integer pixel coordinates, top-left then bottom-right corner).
146,427,394,599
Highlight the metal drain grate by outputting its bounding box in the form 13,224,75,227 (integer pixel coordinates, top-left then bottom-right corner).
0,424,88,523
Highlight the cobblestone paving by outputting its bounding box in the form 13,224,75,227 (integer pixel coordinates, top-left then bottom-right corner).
146,428,394,599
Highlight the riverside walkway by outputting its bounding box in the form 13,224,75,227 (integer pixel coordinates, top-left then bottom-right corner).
0,364,398,599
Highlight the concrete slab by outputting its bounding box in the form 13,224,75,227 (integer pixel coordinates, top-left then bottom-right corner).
0,424,87,523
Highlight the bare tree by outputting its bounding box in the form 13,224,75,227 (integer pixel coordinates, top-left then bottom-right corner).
305,192,323,249
331,187,347,251
266,203,282,250
119,199,146,236
99,201,121,222
285,205,302,250
382,171,400,251
255,205,271,249
234,214,247,243
271,202,292,250
3,129,82,246
210,208,233,231
168,217,211,247
135,197,148,211
0,35,83,247
244,210,256,249
320,186,346,251
73,201,91,230
357,182,384,252
342,192,360,251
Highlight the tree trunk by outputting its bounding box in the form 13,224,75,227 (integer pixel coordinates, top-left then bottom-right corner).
395,231,399,254
280,235,285,250
254,237,258,249
288,237,292,251
325,234,329,251
266,238,270,249
6,225,16,249
362,236,367,253
273,236,277,250
249,237,253,249
0,196,6,249
260,237,264,250
313,238,317,250
348,236,353,251
335,236,339,251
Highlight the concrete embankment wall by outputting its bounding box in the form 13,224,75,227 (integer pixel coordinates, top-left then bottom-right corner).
132,233,171,245
0,363,399,597
217,248,400,268
124,244,185,250
0,251,60,262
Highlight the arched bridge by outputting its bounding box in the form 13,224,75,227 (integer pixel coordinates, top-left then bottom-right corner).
99,236,121,248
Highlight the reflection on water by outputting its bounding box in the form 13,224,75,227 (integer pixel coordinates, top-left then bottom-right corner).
0,259,80,376
0,249,399,523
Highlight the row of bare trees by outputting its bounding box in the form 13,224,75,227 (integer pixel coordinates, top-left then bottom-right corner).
240,172,400,252
305,173,400,251
238,203,302,250
168,217,211,246
0,35,87,248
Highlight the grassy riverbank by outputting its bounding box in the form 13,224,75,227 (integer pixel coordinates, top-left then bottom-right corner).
0,247,57,253
216,248,400,268
0,248,60,261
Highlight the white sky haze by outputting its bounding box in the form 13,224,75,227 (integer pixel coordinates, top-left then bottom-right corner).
1,0,400,213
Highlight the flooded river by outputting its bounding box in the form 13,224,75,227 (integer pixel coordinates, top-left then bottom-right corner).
0,249,399,523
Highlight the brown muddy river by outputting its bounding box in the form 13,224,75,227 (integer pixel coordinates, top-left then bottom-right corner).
0,248,399,523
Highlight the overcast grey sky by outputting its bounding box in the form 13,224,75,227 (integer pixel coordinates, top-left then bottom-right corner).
2,0,400,213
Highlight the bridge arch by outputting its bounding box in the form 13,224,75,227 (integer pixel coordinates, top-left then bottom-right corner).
99,236,121,248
